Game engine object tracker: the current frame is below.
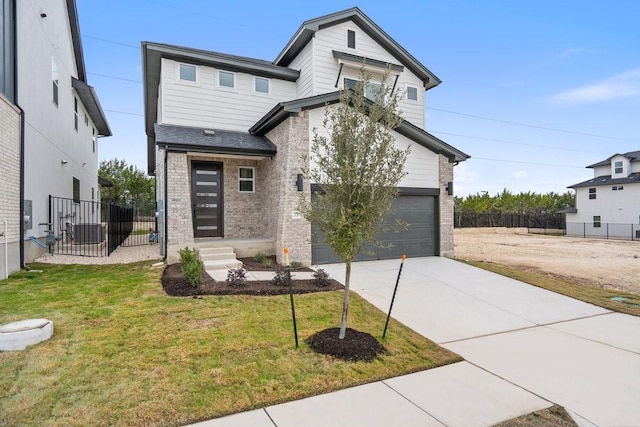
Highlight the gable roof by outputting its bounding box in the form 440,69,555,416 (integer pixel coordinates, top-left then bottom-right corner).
142,41,299,173
274,7,441,90
249,91,470,163
587,151,640,168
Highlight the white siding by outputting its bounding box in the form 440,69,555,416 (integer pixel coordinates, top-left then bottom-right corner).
289,41,314,98
610,154,631,178
592,165,609,178
308,107,438,188
310,21,426,128
569,183,640,225
18,0,100,245
160,58,297,131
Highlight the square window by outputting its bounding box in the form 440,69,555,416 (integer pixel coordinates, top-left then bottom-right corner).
219,71,234,88
239,167,254,193
407,86,418,101
614,161,623,174
347,29,356,49
255,77,269,94
593,215,601,228
588,188,596,200
73,177,80,203
179,64,196,82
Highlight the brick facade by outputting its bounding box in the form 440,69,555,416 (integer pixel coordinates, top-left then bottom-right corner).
0,93,22,277
439,154,455,258
165,151,194,262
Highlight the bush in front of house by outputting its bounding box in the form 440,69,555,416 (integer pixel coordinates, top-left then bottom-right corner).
313,268,331,287
178,246,204,287
227,267,247,286
272,266,290,287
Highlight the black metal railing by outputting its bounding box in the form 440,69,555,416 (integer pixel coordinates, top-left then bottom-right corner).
454,212,566,229
566,222,640,241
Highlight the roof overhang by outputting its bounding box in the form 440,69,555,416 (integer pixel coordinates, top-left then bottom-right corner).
569,173,640,188
332,50,404,73
142,41,299,174
66,0,85,82
250,90,470,163
275,7,440,90
71,77,111,136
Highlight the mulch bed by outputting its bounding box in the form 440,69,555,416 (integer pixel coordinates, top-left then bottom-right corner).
307,327,386,362
161,262,342,297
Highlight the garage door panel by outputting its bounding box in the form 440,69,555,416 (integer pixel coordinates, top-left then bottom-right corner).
312,194,437,264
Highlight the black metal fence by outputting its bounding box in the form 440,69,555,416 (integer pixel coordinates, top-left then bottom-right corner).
454,212,566,230
566,222,640,241
48,195,157,257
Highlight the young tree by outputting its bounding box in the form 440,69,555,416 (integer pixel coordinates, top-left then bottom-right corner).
99,158,155,206
299,72,409,339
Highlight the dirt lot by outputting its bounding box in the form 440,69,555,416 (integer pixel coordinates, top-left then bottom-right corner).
454,228,640,296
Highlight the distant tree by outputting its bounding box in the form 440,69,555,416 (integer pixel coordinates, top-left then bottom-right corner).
299,71,409,340
99,158,155,206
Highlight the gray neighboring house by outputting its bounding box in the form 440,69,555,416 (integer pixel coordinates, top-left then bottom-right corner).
0,0,111,277
143,7,469,266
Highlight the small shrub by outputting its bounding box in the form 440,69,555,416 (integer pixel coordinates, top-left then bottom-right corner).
253,253,267,263
261,258,273,268
178,247,203,287
272,265,291,287
227,267,247,286
313,268,331,287
290,261,303,269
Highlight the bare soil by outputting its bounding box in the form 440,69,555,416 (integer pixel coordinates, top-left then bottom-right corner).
454,228,640,295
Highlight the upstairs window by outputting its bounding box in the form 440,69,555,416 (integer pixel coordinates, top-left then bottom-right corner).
612,185,624,191
74,97,79,130
219,71,235,88
407,86,418,101
51,58,59,106
347,29,356,49
344,78,382,102
593,216,601,228
588,188,596,200
73,177,80,203
255,77,269,94
614,161,623,174
92,128,96,153
179,63,196,82
239,167,255,193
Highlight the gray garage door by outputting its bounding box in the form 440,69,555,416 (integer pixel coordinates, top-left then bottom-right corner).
311,195,437,264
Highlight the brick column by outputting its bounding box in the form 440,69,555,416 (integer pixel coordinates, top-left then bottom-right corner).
439,154,455,258
166,152,194,263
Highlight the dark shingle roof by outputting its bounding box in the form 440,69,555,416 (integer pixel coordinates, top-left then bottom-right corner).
569,173,640,188
587,151,640,168
154,124,277,156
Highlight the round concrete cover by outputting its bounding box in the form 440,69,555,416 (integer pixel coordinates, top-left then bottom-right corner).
0,318,51,333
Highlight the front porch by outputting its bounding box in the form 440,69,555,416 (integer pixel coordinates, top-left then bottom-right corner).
194,237,276,258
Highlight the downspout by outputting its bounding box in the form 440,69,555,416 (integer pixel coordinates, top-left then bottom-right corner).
3,220,7,279
163,145,168,261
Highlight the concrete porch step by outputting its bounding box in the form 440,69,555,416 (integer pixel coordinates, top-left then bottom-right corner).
199,247,235,256
200,251,237,262
203,258,243,271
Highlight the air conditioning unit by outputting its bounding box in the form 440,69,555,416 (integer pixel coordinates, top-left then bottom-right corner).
636,230,640,239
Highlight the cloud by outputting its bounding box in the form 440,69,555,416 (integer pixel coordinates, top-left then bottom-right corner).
511,170,528,179
535,47,592,69
549,68,640,105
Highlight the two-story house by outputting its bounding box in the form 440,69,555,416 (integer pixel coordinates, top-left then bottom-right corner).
565,151,640,239
143,7,469,266
0,0,111,273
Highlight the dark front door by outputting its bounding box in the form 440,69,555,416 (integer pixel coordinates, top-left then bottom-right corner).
191,162,223,238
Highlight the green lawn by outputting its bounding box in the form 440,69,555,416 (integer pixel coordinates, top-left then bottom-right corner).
461,260,640,317
0,262,460,426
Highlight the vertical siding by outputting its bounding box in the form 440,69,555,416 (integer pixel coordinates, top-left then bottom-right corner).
308,107,438,188
311,21,425,128
288,40,314,98
160,58,297,131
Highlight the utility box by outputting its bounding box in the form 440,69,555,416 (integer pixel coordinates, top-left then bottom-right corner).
74,224,105,244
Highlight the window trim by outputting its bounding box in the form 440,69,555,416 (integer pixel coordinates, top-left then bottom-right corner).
406,85,418,101
178,63,197,83
73,177,80,204
612,185,624,191
254,76,270,94
588,187,596,200
218,70,235,89
238,166,255,193
346,28,356,49
52,58,59,106
593,215,601,228
344,78,383,101
614,161,623,174
74,97,79,131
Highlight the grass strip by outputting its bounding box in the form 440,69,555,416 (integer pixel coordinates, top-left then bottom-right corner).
0,262,460,426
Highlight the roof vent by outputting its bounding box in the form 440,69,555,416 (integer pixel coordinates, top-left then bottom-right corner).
203,129,216,136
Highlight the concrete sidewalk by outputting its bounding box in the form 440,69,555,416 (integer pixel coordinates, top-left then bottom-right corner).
190,257,640,426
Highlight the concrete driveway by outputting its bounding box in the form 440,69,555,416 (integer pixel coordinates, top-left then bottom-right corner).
320,257,640,426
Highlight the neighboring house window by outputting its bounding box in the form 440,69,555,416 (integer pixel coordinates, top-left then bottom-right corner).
614,161,623,174
219,70,235,88
588,188,596,199
407,86,418,101
347,29,356,49
238,167,255,193
593,216,601,228
255,77,269,94
74,97,79,130
91,187,95,213
52,58,59,106
84,113,89,126
179,63,196,82
73,177,80,203
344,78,382,101
612,185,624,191
92,128,96,153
